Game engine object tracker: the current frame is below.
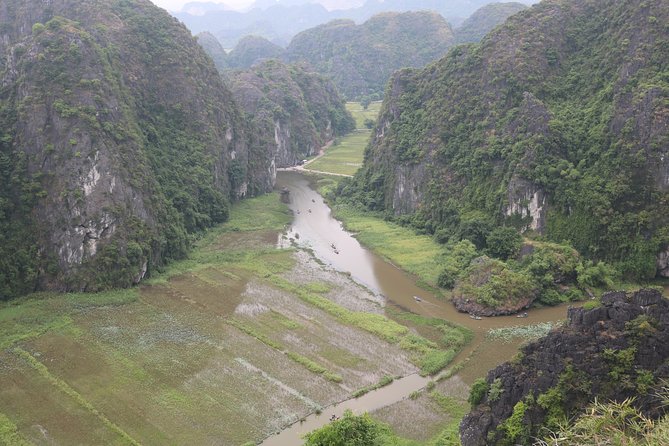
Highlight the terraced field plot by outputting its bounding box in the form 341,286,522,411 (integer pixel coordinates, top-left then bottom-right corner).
307,101,382,176
0,193,464,445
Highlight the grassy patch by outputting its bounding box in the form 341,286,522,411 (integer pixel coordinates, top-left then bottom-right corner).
329,205,444,287
13,348,141,446
0,412,32,446
270,275,408,343
222,192,293,233
420,350,458,376
347,101,382,129
266,275,462,376
428,391,469,445
352,375,395,398
285,352,343,383
487,322,557,342
307,102,381,176
227,318,284,350
308,132,370,176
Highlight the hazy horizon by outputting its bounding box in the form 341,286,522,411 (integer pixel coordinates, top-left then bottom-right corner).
150,0,254,12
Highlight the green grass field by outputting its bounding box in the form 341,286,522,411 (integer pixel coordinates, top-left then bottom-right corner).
307,102,382,176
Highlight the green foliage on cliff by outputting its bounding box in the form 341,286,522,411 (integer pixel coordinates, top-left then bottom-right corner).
196,31,228,71
454,2,528,44
0,0,273,298
286,11,455,99
304,410,392,446
227,59,354,167
344,0,669,281
227,35,285,69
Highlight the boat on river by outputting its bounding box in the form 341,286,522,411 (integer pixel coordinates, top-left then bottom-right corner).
469,314,483,320
516,312,529,318
413,296,422,302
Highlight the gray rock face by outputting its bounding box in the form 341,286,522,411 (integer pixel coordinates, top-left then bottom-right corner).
657,247,669,278
460,289,669,446
226,59,353,169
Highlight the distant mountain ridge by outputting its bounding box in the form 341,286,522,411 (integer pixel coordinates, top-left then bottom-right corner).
285,10,455,99
176,0,538,48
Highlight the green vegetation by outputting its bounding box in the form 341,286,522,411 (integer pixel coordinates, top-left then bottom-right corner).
227,59,355,167
454,2,528,44
486,322,556,342
497,401,529,445
308,133,368,176
226,35,285,69
340,0,669,286
327,205,445,288
304,410,393,446
286,11,455,99
468,378,489,407
545,398,669,446
352,375,395,398
308,102,381,176
0,412,32,446
14,347,141,445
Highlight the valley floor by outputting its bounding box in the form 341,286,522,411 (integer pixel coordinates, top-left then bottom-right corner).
0,193,467,445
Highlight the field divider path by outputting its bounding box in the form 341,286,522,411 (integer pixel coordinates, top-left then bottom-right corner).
234,358,320,410
12,347,142,446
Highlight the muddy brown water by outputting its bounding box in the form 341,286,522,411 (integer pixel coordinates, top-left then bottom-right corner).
264,171,568,445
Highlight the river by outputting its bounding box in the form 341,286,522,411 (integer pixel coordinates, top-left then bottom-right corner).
263,171,569,445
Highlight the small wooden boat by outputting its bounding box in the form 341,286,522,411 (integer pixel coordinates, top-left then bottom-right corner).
413,296,422,302
516,312,529,318
469,314,483,320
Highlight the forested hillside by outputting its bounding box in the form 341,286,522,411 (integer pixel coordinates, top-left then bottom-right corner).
0,0,275,298
196,31,228,71
341,0,669,283
454,2,528,43
226,60,355,167
175,0,537,48
286,11,455,99
226,35,285,69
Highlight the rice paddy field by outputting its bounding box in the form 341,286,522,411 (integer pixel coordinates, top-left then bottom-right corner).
306,102,382,176
0,192,466,445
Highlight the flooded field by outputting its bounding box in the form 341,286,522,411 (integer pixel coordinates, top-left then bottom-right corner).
0,192,464,445
276,171,570,379
262,172,570,444
0,174,582,445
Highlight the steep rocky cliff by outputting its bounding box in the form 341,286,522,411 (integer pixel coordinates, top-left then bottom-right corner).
345,0,669,278
286,11,455,99
226,60,355,167
0,0,274,298
460,289,669,445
